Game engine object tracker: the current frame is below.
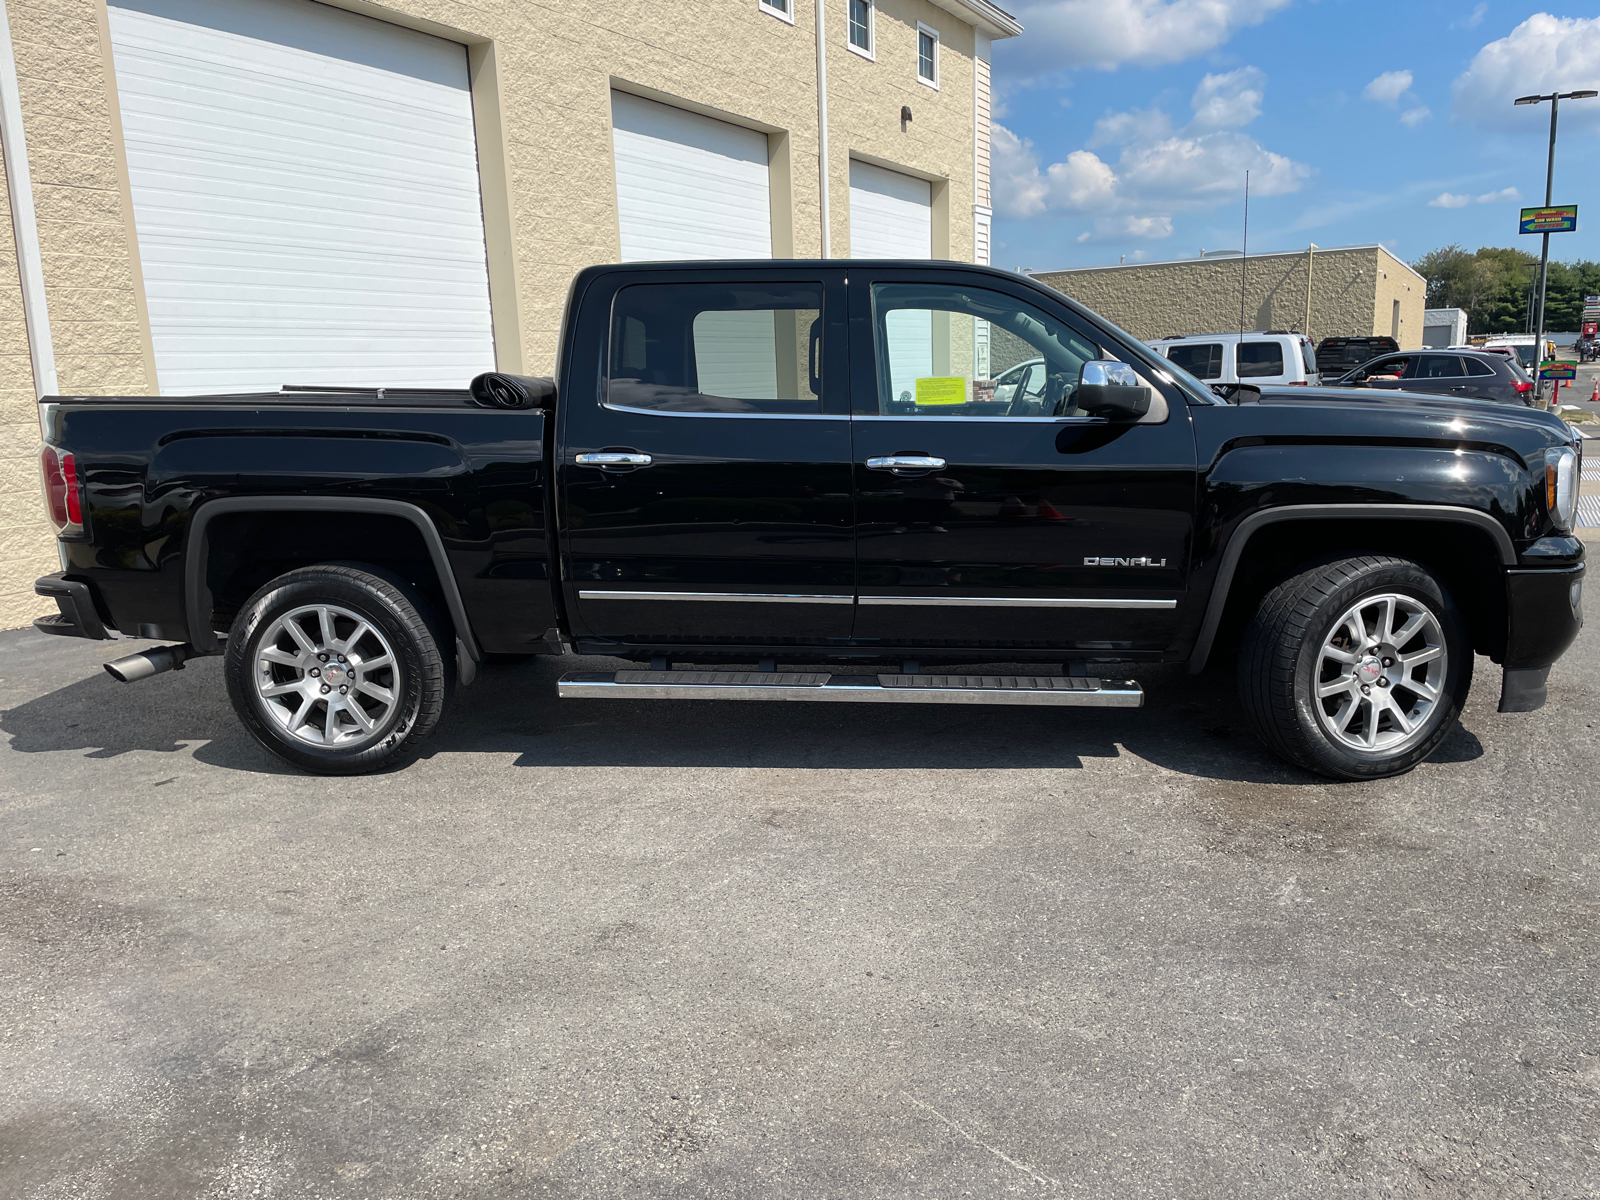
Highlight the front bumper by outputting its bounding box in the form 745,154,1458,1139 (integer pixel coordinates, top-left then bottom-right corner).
1497,562,1584,712
33,573,111,641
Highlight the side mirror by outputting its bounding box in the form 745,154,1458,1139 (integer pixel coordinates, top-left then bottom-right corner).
1076,360,1151,419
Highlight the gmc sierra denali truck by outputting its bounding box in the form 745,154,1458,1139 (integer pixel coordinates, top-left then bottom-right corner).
33,261,1585,780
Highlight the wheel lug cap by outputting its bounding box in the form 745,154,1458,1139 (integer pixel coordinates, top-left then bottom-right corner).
318,653,328,662
321,684,330,694
1361,684,1371,694
339,685,348,694
309,667,320,677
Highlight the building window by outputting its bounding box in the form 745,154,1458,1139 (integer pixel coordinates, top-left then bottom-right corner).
847,0,874,58
917,24,939,88
759,0,794,25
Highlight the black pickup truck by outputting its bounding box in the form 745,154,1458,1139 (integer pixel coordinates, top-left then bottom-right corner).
34,261,1585,780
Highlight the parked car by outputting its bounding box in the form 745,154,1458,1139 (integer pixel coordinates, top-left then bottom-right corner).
35,260,1584,782
1316,336,1399,378
1334,350,1537,406
1147,331,1320,386
1479,337,1548,372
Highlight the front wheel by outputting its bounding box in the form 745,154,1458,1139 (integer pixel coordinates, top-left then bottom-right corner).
1238,556,1472,781
224,565,449,775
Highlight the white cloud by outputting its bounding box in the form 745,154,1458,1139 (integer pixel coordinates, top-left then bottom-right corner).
1426,186,1523,209
991,125,1052,218
1363,70,1414,108
990,71,1308,244
998,0,1292,77
1399,106,1432,128
1190,67,1267,128
1088,106,1174,147
1076,216,1175,244
1453,15,1600,131
1453,2,1487,30
1117,132,1308,202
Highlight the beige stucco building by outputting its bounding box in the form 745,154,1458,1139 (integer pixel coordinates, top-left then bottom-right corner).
0,0,1019,629
1032,245,1426,352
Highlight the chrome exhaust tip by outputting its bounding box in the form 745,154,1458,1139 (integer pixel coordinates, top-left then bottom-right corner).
104,643,195,683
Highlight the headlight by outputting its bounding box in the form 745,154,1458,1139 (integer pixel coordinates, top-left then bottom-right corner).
1546,446,1578,532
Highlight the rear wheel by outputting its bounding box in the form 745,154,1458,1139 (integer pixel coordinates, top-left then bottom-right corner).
1238,556,1472,780
224,565,449,774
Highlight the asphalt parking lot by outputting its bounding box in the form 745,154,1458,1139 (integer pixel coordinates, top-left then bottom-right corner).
2,593,1597,1198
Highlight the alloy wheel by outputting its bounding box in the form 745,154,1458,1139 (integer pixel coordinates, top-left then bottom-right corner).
253,604,400,746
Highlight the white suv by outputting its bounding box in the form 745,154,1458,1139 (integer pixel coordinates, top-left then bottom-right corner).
1148,331,1320,388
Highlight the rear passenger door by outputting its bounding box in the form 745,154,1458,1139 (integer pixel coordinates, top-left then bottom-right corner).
1402,353,1470,398
558,268,855,647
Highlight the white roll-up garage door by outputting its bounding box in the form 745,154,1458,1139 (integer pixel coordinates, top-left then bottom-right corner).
850,161,935,401
611,92,772,262
108,0,495,394
848,160,932,259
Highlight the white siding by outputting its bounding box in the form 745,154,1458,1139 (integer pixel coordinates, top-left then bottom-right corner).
108,0,495,394
611,92,772,262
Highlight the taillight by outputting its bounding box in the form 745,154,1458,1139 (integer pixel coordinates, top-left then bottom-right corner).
40,445,83,535
1513,380,1533,393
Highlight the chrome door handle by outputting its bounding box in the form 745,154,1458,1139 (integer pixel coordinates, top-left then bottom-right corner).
575,452,653,469
866,455,946,471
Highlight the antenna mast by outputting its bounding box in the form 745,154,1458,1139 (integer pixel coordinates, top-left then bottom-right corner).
1240,170,1250,338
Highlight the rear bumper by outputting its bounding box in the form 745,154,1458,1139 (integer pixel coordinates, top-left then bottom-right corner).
33,573,111,641
1497,563,1584,713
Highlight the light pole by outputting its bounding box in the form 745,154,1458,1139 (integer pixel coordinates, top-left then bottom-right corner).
1513,89,1597,405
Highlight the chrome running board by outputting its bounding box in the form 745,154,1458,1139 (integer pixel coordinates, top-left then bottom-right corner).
557,670,1144,707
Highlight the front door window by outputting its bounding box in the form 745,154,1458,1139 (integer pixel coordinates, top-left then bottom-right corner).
866,283,1102,417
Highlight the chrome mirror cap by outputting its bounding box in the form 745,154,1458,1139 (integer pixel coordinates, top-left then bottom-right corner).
1079,360,1139,388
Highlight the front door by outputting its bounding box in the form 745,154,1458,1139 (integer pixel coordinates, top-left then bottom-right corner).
560,269,855,648
847,272,1197,653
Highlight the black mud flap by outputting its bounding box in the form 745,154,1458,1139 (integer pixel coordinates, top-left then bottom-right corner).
1497,666,1550,713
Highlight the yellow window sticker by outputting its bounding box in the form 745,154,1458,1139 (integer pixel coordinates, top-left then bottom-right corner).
914,376,968,406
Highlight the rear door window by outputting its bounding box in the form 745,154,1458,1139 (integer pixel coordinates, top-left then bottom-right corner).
608,282,823,415
1411,355,1465,379
1236,341,1285,379
1165,342,1223,379
1462,357,1496,377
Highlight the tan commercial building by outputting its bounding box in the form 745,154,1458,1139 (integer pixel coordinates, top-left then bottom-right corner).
1032,244,1426,352
0,0,1019,628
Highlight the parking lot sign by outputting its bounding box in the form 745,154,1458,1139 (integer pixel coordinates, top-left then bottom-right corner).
1539,360,1578,380
1520,205,1578,234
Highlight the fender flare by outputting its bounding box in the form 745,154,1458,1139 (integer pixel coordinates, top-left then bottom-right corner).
1187,503,1516,674
184,496,482,668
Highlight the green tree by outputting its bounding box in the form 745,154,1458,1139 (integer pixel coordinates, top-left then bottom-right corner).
1411,245,1539,334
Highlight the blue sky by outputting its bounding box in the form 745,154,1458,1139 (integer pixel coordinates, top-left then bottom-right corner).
988,1,1600,272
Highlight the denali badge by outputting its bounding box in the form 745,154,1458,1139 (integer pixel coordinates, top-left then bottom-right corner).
1084,556,1167,567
